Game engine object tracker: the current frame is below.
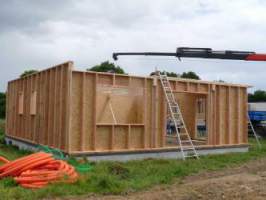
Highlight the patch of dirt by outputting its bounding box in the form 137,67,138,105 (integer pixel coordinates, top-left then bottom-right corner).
61,158,266,200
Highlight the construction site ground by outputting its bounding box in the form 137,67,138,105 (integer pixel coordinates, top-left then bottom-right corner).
65,157,266,200
1,116,266,200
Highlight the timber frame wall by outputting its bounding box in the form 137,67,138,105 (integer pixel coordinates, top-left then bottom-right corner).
6,61,249,154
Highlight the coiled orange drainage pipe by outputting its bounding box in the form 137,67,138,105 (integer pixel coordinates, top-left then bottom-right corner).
0,152,78,189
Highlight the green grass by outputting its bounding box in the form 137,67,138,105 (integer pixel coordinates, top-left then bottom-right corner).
0,118,266,200
0,119,30,160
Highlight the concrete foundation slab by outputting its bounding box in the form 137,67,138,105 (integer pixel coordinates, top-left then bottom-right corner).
5,136,249,161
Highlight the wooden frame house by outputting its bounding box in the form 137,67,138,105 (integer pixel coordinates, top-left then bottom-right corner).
5,61,249,159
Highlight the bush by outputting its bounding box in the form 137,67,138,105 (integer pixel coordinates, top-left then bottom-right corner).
0,120,5,144
0,93,5,119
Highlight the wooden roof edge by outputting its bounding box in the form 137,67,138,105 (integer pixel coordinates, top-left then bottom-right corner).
7,60,251,89
8,61,74,84
74,69,251,88
167,76,252,88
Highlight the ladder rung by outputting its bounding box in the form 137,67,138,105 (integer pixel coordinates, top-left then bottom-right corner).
165,135,178,138
173,116,181,119
175,122,183,125
182,147,195,150
170,105,179,108
181,140,192,143
179,133,189,136
172,111,179,114
160,74,199,160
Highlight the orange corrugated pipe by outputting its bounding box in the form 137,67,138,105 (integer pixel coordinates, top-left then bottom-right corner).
0,152,78,189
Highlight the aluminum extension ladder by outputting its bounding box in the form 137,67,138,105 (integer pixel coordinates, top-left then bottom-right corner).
247,114,261,148
159,73,199,160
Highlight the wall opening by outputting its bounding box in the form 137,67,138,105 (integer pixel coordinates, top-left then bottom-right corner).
30,91,37,115
18,91,24,115
165,93,208,147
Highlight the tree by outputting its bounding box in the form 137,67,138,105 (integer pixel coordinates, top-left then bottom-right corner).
0,92,6,119
180,71,200,80
87,61,126,74
248,90,266,102
149,71,180,77
164,71,179,78
149,70,200,80
20,70,38,78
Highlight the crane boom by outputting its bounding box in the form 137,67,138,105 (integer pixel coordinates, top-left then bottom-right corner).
113,47,266,61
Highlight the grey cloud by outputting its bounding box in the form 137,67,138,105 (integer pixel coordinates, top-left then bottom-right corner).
1,0,266,92
0,0,73,32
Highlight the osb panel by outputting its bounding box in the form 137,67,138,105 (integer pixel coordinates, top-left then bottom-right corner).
144,79,153,148
70,72,83,151
70,72,95,151
83,73,95,150
6,62,72,152
169,80,176,90
156,84,165,147
47,69,56,146
98,74,113,85
198,84,208,93
239,88,247,143
130,77,144,87
218,86,227,145
130,126,143,149
95,126,111,150
176,81,187,91
229,87,238,144
96,86,144,124
189,83,198,92
115,75,129,86
113,126,127,149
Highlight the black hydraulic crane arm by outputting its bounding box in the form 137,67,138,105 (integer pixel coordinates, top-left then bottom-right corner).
113,47,266,61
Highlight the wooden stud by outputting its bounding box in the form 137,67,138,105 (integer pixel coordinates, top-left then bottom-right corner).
143,78,147,148
34,73,40,143
226,86,231,144
243,91,248,143
206,84,211,145
161,88,167,147
111,125,114,150
196,83,200,92
53,67,58,147
65,62,73,153
112,74,115,86
186,82,189,91
47,69,53,146
236,87,241,144
92,73,98,150
126,125,131,149
58,66,64,148
80,72,86,151
216,85,220,145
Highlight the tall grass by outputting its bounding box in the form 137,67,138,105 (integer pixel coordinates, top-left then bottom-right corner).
0,131,265,200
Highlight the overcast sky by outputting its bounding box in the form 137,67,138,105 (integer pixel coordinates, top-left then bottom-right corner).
1,0,266,92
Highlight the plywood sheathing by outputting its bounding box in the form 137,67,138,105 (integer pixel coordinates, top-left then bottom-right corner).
6,62,73,151
6,62,249,154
